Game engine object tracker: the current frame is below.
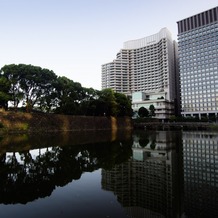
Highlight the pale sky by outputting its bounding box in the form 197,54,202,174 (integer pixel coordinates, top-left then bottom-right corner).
0,0,217,90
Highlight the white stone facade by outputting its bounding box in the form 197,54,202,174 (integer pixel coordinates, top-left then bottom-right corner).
132,91,175,119
102,28,178,118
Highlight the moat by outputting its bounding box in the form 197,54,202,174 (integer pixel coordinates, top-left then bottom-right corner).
0,130,217,218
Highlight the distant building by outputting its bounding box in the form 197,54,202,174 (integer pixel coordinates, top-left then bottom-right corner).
101,28,179,118
177,7,218,119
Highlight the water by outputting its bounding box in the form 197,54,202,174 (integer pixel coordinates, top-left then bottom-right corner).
0,130,217,218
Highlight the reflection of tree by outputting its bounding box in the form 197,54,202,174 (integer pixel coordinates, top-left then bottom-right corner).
150,139,156,150
139,138,149,148
0,139,132,204
134,130,155,148
0,153,6,163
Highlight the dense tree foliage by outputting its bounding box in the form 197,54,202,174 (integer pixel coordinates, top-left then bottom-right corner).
0,64,57,112
114,92,132,116
149,104,156,117
138,107,149,118
0,64,132,116
0,76,11,109
138,105,156,118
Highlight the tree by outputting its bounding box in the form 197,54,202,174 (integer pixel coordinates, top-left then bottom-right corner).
138,107,149,117
149,104,156,117
150,139,156,150
98,89,118,116
114,92,132,116
19,65,57,112
79,88,100,115
0,64,24,109
54,76,77,114
1,63,133,117
54,76,87,115
0,76,11,109
139,138,149,148
0,64,57,112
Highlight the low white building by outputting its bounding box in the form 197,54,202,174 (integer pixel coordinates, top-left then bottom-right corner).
132,91,175,119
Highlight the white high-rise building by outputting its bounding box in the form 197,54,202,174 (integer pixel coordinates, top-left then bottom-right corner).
101,28,179,119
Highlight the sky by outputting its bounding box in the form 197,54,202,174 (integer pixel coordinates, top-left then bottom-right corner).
0,0,217,90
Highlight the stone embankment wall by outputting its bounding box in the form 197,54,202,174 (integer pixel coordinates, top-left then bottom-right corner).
0,111,133,133
133,121,218,131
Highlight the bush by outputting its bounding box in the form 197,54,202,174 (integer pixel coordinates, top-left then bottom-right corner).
0,122,4,128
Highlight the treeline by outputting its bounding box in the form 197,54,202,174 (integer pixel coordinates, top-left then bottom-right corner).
0,64,132,116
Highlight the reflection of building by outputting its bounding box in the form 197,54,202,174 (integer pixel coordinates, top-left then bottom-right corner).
182,131,218,217
102,131,181,218
177,7,218,118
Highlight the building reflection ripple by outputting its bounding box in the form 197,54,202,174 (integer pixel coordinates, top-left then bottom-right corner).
102,130,218,218
102,131,183,218
182,131,218,218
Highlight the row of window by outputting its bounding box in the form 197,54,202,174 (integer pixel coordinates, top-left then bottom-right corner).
182,92,218,97
182,96,218,101
181,74,218,81
178,24,218,38
182,94,218,98
182,102,218,107
180,67,218,76
180,65,217,72
179,30,217,41
180,53,217,61
180,61,216,68
181,83,218,88
180,47,217,54
182,103,218,109
182,101,218,104
182,108,218,112
184,147,218,152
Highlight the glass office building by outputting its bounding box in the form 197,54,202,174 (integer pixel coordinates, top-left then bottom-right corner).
177,7,218,119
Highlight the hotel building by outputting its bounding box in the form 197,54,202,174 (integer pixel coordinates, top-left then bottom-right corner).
177,7,218,119
101,28,179,119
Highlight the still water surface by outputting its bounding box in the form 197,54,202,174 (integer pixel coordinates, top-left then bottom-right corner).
0,130,217,218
